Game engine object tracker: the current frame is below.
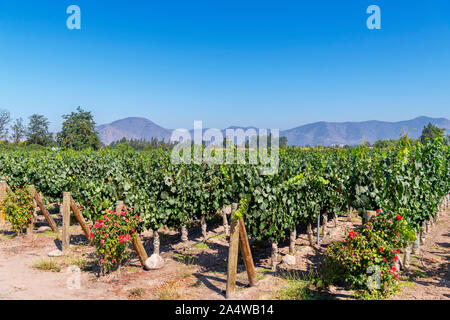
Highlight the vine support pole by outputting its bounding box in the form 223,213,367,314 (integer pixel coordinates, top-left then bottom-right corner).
29,185,58,233
226,203,258,298
238,217,258,287
133,234,149,268
222,207,230,236
62,192,71,253
226,215,240,299
69,196,92,242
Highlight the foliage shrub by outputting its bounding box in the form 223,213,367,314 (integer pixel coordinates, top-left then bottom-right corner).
90,205,142,274
2,185,35,234
323,209,415,299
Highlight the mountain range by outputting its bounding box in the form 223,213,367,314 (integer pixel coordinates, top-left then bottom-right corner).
95,116,449,147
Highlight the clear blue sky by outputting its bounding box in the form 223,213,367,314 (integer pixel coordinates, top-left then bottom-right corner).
0,0,449,132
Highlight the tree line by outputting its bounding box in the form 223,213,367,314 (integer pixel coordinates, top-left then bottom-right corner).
0,107,100,150
0,106,448,151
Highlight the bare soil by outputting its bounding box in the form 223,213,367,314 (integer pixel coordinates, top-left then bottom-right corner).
0,208,448,300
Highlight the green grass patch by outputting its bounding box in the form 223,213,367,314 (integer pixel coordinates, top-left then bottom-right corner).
172,252,195,265
274,270,331,300
32,257,61,272
192,242,209,250
411,270,429,279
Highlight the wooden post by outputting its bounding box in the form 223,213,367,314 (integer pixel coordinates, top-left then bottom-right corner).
222,208,230,236
238,217,257,287
62,192,71,253
29,185,58,233
226,217,240,298
69,197,92,242
132,234,149,268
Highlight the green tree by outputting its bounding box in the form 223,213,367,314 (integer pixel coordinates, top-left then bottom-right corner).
0,109,11,140
57,106,100,150
419,122,446,145
10,118,26,143
26,114,53,146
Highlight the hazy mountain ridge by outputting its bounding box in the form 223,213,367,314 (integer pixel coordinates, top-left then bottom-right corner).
96,116,449,146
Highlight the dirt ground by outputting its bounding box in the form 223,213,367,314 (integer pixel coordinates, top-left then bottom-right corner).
0,207,448,300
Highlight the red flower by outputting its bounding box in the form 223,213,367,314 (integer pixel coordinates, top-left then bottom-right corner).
382,257,386,262
390,267,396,273
349,231,355,239
379,246,383,252
396,215,402,220
394,255,399,261
394,273,400,279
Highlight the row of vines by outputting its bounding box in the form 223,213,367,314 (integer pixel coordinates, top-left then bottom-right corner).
0,136,448,244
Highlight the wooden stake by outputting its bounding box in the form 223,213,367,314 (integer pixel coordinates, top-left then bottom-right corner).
132,233,149,268
226,207,240,299
29,185,58,233
238,217,257,287
62,192,71,253
222,208,229,236
69,197,91,241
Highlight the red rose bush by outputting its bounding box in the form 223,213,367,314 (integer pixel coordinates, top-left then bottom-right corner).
90,205,143,274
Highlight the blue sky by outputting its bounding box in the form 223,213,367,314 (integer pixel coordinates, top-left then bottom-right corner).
0,0,449,132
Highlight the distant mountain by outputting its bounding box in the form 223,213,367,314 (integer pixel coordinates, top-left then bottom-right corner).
96,116,449,146
95,117,172,145
280,116,449,146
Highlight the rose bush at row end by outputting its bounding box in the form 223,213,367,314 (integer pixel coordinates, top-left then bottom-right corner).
322,209,416,299
90,205,143,274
